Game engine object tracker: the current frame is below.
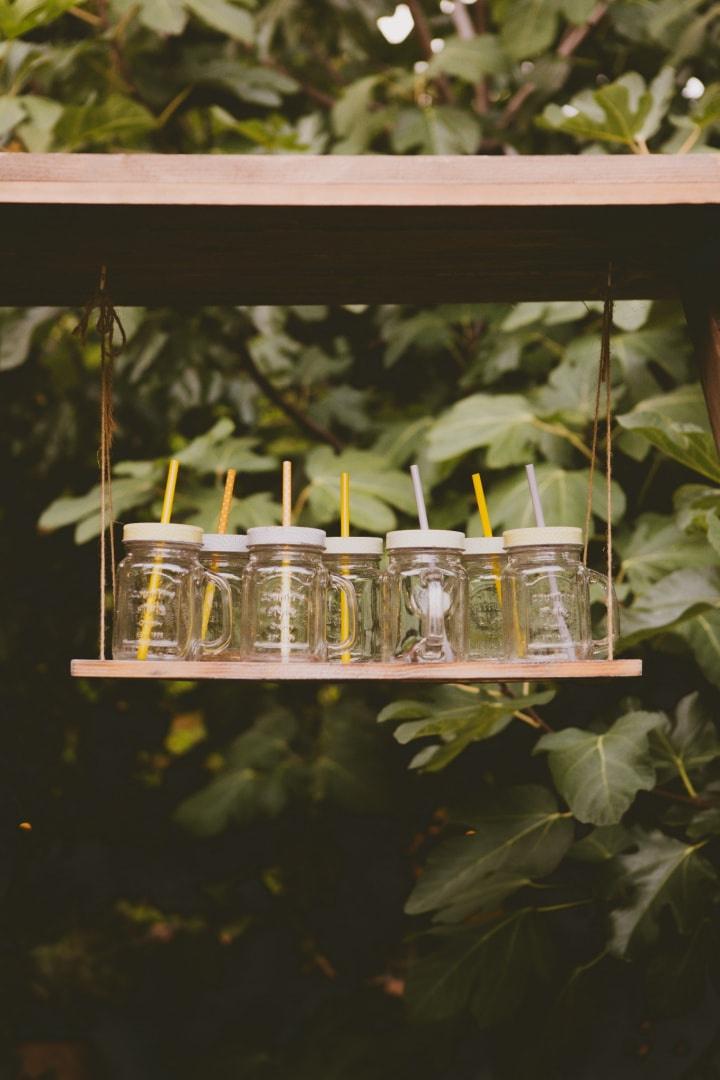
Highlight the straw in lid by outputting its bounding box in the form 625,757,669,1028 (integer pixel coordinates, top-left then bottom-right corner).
202,532,249,553
246,525,326,547
464,536,505,555
503,526,583,548
123,522,203,545
325,536,383,556
386,529,465,551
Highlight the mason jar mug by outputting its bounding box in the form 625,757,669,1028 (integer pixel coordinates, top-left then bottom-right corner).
199,533,249,660
324,536,383,662
464,536,506,660
112,523,232,660
242,526,358,662
383,530,467,663
502,526,619,661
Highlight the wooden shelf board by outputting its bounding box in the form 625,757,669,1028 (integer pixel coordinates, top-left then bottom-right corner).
70,659,642,682
1,155,718,304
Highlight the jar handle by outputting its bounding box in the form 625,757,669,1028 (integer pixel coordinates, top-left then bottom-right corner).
196,570,233,657
419,571,452,661
586,568,620,658
326,573,358,657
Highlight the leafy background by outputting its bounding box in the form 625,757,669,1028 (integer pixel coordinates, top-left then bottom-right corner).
2,1,720,1077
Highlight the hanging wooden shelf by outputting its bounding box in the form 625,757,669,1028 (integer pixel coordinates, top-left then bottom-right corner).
70,659,642,682
0,154,718,305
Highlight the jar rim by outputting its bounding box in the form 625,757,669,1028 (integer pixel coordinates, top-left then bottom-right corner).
386,529,465,551
247,525,326,548
202,532,249,553
325,536,383,555
504,526,583,548
123,522,202,545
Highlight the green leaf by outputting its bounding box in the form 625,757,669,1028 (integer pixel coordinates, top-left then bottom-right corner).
0,0,79,38
138,0,188,34
305,446,416,533
405,784,573,922
618,412,720,484
391,106,481,155
15,94,63,152
428,34,506,82
560,0,598,23
500,0,559,60
540,69,674,148
379,687,555,771
426,393,540,468
616,513,718,593
487,464,626,532
0,307,57,370
651,692,720,787
0,94,26,139
569,824,634,863
185,0,254,41
54,94,156,151
621,567,720,645
675,610,720,690
609,830,717,956
535,711,665,826
406,910,552,1025
332,75,381,138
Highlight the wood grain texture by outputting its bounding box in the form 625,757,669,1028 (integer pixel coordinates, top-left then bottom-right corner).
683,280,720,453
1,155,718,303
70,659,642,682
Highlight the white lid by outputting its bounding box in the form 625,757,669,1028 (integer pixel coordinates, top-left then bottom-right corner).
325,536,383,555
386,529,465,551
504,526,583,548
123,522,203,545
202,533,249,553
246,525,326,548
464,537,505,555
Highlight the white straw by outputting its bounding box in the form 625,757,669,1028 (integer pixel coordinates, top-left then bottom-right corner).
410,464,429,530
525,464,546,527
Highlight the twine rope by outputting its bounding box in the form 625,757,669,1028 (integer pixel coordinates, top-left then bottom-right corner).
582,265,615,660
75,266,126,659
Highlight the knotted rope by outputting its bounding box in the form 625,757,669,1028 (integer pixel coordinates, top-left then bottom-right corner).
75,266,126,659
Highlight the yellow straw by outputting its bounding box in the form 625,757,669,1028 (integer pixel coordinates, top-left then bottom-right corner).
280,461,292,660
472,473,493,538
471,471,502,605
201,469,237,640
339,472,350,663
137,459,180,660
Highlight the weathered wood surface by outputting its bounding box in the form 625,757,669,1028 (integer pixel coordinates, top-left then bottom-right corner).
1,155,718,304
71,659,643,682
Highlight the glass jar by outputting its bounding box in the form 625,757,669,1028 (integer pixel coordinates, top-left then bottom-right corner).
502,526,619,661
242,526,358,662
383,529,467,663
113,523,232,660
199,533,249,660
324,537,383,662
464,537,506,660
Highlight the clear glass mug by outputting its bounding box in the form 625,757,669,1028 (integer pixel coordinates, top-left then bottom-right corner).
242,526,358,662
112,523,232,660
383,530,467,663
199,533,249,660
502,526,619,661
464,537,506,660
324,537,383,662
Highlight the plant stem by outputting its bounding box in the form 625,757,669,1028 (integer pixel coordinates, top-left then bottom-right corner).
241,347,345,453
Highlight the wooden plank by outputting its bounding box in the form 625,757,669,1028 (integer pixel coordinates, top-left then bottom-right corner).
683,282,720,454
0,155,718,304
70,659,642,682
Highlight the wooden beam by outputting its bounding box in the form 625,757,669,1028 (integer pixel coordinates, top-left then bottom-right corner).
683,280,720,455
0,155,718,304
